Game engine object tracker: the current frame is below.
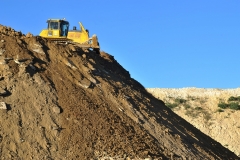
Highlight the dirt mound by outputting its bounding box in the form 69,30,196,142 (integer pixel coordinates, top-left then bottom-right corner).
0,24,238,159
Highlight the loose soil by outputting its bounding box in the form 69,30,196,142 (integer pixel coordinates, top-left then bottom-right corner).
0,25,238,159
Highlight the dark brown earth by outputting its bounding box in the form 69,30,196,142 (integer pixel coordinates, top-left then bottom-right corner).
0,24,238,159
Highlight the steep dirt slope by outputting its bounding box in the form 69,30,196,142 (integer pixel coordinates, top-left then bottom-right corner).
147,88,240,157
0,25,238,159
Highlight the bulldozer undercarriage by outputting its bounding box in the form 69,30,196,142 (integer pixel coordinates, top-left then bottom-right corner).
48,38,100,53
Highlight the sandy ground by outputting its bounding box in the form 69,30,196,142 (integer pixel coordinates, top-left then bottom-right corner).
147,88,240,157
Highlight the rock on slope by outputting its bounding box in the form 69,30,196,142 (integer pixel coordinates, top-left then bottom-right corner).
147,88,240,157
0,25,238,159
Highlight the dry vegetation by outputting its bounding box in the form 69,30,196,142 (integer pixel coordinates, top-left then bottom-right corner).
147,88,240,156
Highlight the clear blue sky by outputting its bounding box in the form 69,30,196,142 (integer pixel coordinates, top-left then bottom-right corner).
1,1,240,88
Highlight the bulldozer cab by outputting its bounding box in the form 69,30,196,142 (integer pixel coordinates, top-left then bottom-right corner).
45,19,69,37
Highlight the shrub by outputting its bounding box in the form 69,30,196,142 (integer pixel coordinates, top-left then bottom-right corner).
184,104,191,109
228,96,240,101
166,103,178,109
195,107,203,110
218,102,228,109
175,98,187,104
217,109,224,112
187,96,198,101
229,102,240,110
228,96,238,101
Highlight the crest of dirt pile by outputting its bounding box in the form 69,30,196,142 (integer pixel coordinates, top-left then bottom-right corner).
0,24,238,159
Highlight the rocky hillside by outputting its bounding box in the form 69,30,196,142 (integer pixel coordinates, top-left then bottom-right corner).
147,88,240,157
0,24,238,159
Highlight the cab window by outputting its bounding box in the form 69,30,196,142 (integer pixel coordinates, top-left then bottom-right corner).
48,22,59,30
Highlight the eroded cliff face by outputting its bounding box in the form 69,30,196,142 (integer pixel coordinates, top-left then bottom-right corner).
147,87,240,156
0,24,238,159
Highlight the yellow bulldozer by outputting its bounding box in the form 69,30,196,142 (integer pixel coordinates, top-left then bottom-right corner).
39,18,100,52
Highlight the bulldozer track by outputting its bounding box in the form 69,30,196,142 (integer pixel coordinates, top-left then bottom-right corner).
47,38,99,50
